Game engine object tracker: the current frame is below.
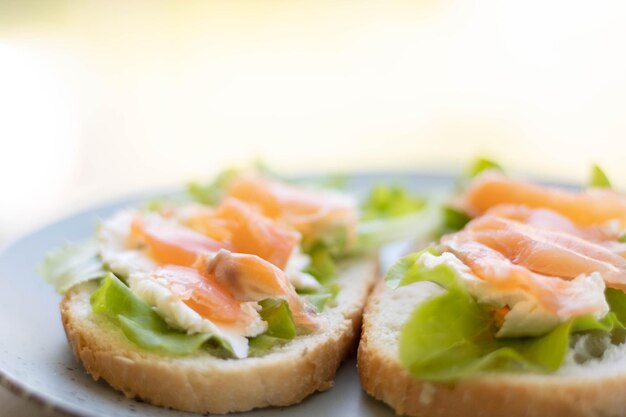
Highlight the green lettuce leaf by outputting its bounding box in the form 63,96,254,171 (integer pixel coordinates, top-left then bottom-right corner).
303,224,350,256
399,283,567,380
588,164,612,188
299,244,341,311
361,184,425,221
399,274,568,380
440,205,471,233
257,298,296,339
354,204,440,255
248,298,296,355
351,184,429,254
187,167,240,205
248,334,281,355
465,157,503,178
605,288,626,323
304,283,340,312
395,250,626,380
301,227,352,285
305,293,333,312
90,274,217,355
570,312,625,333
305,245,337,283
38,240,108,293
385,247,441,289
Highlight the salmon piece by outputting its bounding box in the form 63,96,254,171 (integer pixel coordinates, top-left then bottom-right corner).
485,205,626,256
152,265,257,326
484,205,620,242
440,237,608,318
226,176,357,246
184,198,300,270
456,211,626,289
128,211,316,331
461,172,626,227
130,216,230,267
199,250,319,331
184,210,233,243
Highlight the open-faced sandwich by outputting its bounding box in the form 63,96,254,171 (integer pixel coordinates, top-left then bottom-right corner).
358,163,626,417
40,169,426,414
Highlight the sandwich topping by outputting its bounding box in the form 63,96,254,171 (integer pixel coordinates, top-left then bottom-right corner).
38,167,428,360
461,171,626,227
92,174,357,358
389,164,626,380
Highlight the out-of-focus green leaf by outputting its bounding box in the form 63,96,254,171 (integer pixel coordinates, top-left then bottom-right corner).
354,203,440,255
38,240,107,293
304,283,340,312
588,164,612,188
187,168,240,205
441,205,471,233
465,157,503,178
361,184,425,221
305,245,337,283
385,247,440,289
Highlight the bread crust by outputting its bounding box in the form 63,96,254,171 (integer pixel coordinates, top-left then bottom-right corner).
61,259,377,414
358,281,626,417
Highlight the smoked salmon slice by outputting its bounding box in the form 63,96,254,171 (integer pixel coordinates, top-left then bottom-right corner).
130,216,229,267
151,265,258,326
440,237,608,319
453,212,626,289
129,212,318,330
435,171,626,332
483,205,620,242
460,172,626,227
184,198,300,270
226,175,357,246
200,250,319,331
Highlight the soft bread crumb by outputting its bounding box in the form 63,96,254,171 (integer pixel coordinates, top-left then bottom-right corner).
61,259,377,414
358,281,626,417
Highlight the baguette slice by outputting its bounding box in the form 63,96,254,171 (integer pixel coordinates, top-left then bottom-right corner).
61,259,377,414
358,280,626,417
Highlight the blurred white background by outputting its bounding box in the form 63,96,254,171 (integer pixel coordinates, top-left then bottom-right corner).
1,0,626,243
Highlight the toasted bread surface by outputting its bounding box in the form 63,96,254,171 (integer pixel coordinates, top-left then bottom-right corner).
358,281,626,417
61,259,377,414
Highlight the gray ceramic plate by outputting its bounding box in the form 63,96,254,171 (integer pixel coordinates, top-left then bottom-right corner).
0,173,451,417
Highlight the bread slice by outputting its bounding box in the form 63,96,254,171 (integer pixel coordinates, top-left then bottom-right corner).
358,280,626,417
61,259,377,414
